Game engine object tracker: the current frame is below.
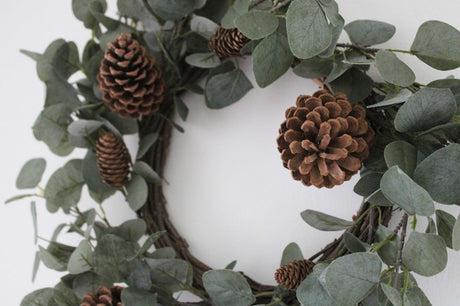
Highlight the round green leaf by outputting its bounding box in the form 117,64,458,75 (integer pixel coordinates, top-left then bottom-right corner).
133,161,161,184
281,242,304,265
68,240,92,274
394,88,456,132
121,288,158,306
235,11,279,40
137,133,159,159
452,215,460,250
436,210,455,248
344,20,395,45
384,141,417,177
375,225,400,266
16,158,46,189
380,283,402,306
402,232,447,276
376,50,415,87
205,69,253,109
110,219,147,241
411,20,460,70
414,144,460,204
147,0,197,21
68,120,103,137
380,166,434,216
324,253,382,305
252,32,293,88
146,258,193,292
293,56,333,79
203,269,255,306
301,209,353,231
126,174,148,211
286,0,332,59
367,89,412,108
185,53,221,69
329,68,373,102
297,264,338,306
21,288,55,306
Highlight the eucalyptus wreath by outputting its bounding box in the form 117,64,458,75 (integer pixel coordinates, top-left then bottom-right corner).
8,0,460,305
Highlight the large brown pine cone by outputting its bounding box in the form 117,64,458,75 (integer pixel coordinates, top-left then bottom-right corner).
97,33,165,119
80,286,124,306
277,90,375,188
95,133,131,188
208,27,249,58
274,259,315,291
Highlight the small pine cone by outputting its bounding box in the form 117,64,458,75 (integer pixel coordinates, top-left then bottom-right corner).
95,133,131,188
274,260,315,291
277,90,375,188
97,33,165,119
80,286,124,306
208,27,249,58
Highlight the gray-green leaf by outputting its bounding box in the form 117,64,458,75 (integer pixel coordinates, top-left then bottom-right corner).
329,68,373,102
21,288,55,306
147,0,197,21
286,0,331,59
235,11,279,40
16,158,46,189
376,50,415,87
344,20,395,45
414,144,460,205
293,57,333,79
133,161,161,184
121,288,158,306
203,269,255,306
436,209,456,248
384,141,417,177
68,240,92,274
367,89,412,108
380,166,434,216
452,215,460,250
411,20,460,70
324,253,381,305
146,258,193,292
185,53,221,69
281,242,304,265
296,263,338,306
205,69,253,109
394,88,456,132
402,232,447,276
252,32,293,88
301,209,353,231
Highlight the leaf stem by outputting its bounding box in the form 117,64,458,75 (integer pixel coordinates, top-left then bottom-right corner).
254,291,275,298
270,0,292,12
392,213,408,288
387,49,414,55
371,213,407,253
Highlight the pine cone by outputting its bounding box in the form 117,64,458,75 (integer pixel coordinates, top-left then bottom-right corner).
80,286,124,306
277,90,375,188
274,260,315,291
208,27,249,58
95,133,131,188
97,33,165,119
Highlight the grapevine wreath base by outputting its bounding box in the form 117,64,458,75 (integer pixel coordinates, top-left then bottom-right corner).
10,0,460,305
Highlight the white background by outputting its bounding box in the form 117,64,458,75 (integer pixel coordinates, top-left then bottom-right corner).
1,0,460,305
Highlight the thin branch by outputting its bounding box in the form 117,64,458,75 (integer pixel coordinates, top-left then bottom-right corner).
393,213,408,288
336,43,379,55
270,0,292,12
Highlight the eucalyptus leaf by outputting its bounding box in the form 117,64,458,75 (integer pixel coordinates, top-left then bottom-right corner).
380,166,434,216
319,15,344,58
190,15,219,39
205,68,253,109
374,225,399,266
72,0,107,28
20,49,42,62
150,247,176,259
67,240,92,274
376,50,415,87
53,283,80,306
121,288,158,306
126,174,148,211
185,52,221,68
394,88,456,132
380,283,402,306
324,55,352,83
225,260,237,270
137,133,159,159
324,253,381,305
414,144,460,205
281,242,304,265
202,269,255,306
33,104,74,157
367,89,412,108
4,194,36,204
293,56,333,79
20,288,55,306
146,258,193,292
16,158,46,189
252,32,293,88
402,232,447,276
296,263,338,306
109,219,147,242
32,251,40,282
126,259,152,291
39,246,68,272
301,209,353,231
147,0,197,21
286,0,332,59
45,159,85,213
174,95,189,121
329,68,373,102
72,271,113,299
104,112,138,135
344,233,370,253
426,217,437,234
133,161,162,184
93,234,137,282
30,201,38,244
235,11,279,40
436,210,456,248
68,120,103,137
344,20,395,45
452,215,460,250
354,172,382,197
411,20,460,70
384,141,417,177
128,231,166,261
82,150,116,196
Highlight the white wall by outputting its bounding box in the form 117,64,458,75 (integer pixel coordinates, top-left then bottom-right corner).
1,1,459,305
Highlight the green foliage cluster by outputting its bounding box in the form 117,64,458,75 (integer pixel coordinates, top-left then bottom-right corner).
6,0,460,305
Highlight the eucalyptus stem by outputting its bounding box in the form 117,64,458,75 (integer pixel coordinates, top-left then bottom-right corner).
387,49,414,55
371,213,407,253
392,213,408,289
98,204,111,227
254,291,275,298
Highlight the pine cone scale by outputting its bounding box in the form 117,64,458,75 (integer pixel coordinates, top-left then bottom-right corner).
274,260,315,291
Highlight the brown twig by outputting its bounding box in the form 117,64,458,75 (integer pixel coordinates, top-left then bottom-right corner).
270,0,292,12
336,43,379,56
393,213,408,288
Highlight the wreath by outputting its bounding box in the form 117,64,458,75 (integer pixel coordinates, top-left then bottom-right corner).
8,0,460,305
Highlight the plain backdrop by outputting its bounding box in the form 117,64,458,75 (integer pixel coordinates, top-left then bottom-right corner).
1,1,460,305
